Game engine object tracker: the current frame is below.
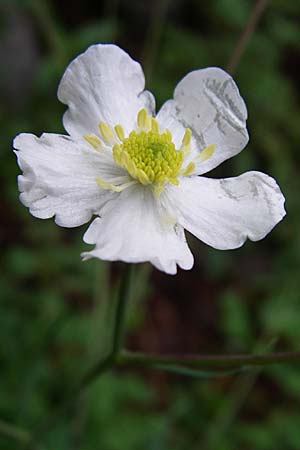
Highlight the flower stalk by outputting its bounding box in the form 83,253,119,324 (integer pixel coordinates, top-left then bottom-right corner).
76,263,134,392
111,264,134,355
31,264,134,442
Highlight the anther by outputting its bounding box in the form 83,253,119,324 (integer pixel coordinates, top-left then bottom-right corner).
83,134,102,150
151,118,159,133
181,128,192,147
198,144,215,162
114,125,125,141
181,161,195,176
96,177,137,192
137,108,147,129
98,121,115,143
137,169,150,185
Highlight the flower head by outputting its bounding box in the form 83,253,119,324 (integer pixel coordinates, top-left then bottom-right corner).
13,44,286,274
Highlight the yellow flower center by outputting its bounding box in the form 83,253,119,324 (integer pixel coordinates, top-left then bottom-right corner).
83,108,215,195
113,129,184,188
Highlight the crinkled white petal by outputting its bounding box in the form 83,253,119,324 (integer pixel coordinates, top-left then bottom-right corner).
82,185,194,275
157,67,248,174
13,133,125,227
156,100,188,148
164,172,286,250
58,44,155,138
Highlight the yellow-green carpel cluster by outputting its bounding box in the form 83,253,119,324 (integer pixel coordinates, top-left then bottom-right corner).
113,129,185,189
89,108,214,195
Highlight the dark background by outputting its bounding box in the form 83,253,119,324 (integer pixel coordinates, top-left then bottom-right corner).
1,0,300,449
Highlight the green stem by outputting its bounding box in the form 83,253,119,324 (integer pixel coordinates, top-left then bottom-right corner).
0,419,30,444
142,0,170,82
203,369,260,450
75,263,134,392
118,349,300,371
0,419,47,450
226,0,270,74
75,264,133,395
201,337,277,449
32,264,133,442
112,264,134,356
27,0,67,65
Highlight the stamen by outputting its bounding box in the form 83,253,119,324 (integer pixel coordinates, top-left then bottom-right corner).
114,124,125,142
96,177,137,192
181,128,192,147
164,129,172,140
181,161,195,176
112,144,121,165
137,108,152,131
169,177,179,186
136,169,150,185
92,109,214,195
145,115,152,130
83,134,102,150
199,144,215,162
137,108,147,129
127,158,138,178
98,121,115,143
151,118,159,133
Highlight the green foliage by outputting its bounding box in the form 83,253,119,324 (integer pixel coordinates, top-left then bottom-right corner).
219,290,253,350
1,0,300,449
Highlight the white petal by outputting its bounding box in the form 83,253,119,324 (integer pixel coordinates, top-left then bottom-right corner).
156,100,187,148
165,172,286,250
157,67,248,174
58,44,155,138
139,90,156,115
13,133,123,227
82,186,194,275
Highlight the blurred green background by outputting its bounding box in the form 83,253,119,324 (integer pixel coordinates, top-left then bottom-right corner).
1,0,300,449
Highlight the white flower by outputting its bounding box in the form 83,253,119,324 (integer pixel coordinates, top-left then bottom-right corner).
13,44,286,275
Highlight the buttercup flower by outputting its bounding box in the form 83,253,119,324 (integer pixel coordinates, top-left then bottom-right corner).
13,44,286,274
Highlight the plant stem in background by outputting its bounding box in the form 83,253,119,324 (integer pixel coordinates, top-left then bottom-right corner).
70,262,110,450
202,369,261,450
31,264,134,442
200,338,277,450
88,261,110,361
27,0,67,66
0,419,31,445
118,349,300,372
111,264,134,355
142,0,170,82
226,0,270,74
74,263,134,393
0,419,46,450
